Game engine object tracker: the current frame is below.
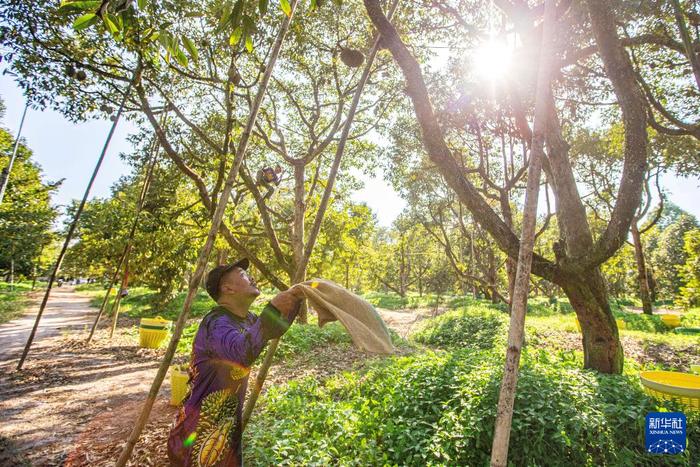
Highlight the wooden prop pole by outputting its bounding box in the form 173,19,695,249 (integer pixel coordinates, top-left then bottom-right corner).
0,102,29,205
86,124,161,343
241,0,401,430
16,77,134,370
114,4,299,464
109,257,129,338
489,1,556,465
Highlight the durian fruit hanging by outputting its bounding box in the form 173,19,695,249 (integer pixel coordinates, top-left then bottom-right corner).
339,46,364,68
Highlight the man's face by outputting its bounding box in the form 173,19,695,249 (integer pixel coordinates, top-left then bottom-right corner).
218,267,260,301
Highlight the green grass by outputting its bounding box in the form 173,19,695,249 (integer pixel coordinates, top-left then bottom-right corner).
0,281,33,324
362,291,487,310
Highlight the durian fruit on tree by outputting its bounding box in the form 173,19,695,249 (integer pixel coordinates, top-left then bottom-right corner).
340,47,364,67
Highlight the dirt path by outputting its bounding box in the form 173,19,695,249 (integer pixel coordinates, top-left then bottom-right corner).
0,286,95,369
0,287,176,466
378,307,429,338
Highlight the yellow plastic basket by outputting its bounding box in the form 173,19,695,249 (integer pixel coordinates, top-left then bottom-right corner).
139,316,172,349
660,314,681,328
639,371,700,412
170,365,189,406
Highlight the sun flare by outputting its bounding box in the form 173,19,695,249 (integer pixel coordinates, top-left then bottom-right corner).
472,38,513,81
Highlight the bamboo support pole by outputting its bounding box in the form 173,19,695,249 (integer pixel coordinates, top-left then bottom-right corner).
489,1,556,465
0,102,29,205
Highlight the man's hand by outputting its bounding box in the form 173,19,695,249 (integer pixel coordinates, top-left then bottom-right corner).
270,286,305,319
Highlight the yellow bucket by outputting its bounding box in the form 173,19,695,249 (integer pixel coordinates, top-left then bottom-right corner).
660,314,681,329
639,371,700,412
139,316,172,349
170,364,189,406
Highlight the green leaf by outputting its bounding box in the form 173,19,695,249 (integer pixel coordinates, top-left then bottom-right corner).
258,0,269,15
137,0,148,9
217,2,233,30
158,31,171,50
73,13,97,31
103,13,120,35
279,0,292,17
229,27,243,46
182,36,199,63
231,0,244,27
245,34,253,53
242,15,257,34
60,1,101,11
174,46,189,67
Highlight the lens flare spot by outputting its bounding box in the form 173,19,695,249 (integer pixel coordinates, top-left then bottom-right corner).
184,432,197,448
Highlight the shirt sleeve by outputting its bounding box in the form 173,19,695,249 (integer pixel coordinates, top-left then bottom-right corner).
207,303,294,367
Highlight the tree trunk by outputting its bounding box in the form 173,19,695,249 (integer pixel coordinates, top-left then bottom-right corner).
561,268,623,374
630,224,653,315
291,162,308,323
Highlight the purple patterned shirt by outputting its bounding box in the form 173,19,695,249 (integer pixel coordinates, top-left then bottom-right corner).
168,303,293,466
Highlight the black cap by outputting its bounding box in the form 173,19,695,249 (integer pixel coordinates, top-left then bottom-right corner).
205,258,250,301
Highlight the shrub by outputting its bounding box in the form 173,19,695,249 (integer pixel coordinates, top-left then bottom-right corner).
244,349,699,466
411,305,507,350
614,311,668,333
681,308,700,328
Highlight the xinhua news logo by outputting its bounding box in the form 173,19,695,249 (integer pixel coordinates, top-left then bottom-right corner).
645,412,686,455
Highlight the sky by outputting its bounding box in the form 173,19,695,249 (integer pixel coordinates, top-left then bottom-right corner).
1,74,698,228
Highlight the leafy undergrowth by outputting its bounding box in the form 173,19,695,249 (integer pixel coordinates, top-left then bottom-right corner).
245,348,698,466
681,308,700,327
411,305,507,350
0,281,33,324
245,301,699,466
